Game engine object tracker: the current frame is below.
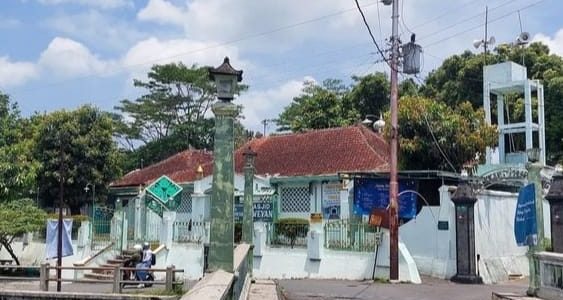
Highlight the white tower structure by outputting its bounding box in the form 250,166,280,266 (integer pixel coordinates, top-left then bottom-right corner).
483,61,546,165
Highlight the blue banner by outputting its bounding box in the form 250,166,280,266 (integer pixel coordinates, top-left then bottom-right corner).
353,178,417,219
514,183,537,246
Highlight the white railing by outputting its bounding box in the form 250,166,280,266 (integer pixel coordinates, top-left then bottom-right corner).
173,221,210,243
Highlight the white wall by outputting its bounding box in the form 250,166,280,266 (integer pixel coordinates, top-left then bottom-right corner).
163,243,204,280
253,230,421,283
400,185,552,284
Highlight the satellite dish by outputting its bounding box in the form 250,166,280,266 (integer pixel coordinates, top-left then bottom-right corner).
516,32,530,45
473,39,483,49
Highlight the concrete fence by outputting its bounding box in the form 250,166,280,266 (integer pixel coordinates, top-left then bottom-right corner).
536,251,563,300
181,243,252,300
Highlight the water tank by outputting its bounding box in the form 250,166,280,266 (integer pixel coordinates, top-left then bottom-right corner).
402,42,422,75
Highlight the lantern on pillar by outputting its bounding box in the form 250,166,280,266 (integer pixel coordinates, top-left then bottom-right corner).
208,57,243,101
451,181,483,284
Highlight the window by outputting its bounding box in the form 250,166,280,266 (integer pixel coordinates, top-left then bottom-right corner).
280,186,310,213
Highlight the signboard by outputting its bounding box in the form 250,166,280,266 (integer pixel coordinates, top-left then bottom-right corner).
514,183,537,246
353,178,417,219
322,183,341,219
253,201,273,222
146,175,183,206
235,199,273,222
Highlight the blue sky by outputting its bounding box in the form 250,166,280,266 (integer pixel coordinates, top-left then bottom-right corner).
1,0,562,133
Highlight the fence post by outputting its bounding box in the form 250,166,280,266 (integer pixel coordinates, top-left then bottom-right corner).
112,265,121,293
40,263,49,291
165,265,174,292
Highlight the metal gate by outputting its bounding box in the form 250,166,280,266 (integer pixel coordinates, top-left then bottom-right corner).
92,206,114,250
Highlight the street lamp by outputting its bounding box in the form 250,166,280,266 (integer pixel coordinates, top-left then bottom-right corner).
207,57,243,272
84,183,96,219
208,57,243,101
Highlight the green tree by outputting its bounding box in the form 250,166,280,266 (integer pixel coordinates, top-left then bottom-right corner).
422,42,563,164
278,79,359,132
35,106,122,213
115,62,248,171
0,93,39,201
395,96,497,171
0,199,46,265
347,72,390,118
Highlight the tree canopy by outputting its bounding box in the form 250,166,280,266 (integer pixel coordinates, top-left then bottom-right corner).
35,106,122,213
395,97,497,171
114,62,249,171
0,94,39,201
423,42,563,164
277,79,359,132
0,199,46,265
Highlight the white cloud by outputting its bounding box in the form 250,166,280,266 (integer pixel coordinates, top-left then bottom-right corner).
37,0,132,9
137,0,185,26
533,29,563,57
122,37,247,71
237,77,308,132
38,37,116,77
45,10,146,51
0,57,38,88
137,0,373,52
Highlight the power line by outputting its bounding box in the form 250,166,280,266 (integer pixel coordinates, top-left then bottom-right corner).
423,0,544,48
418,0,516,42
354,0,393,71
10,1,381,94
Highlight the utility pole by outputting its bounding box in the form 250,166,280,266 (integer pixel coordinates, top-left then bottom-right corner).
388,0,400,281
57,143,64,292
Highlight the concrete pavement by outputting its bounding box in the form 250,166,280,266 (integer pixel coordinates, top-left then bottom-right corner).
278,276,529,300
249,280,279,300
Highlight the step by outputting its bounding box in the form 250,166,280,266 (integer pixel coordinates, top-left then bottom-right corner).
84,272,114,281
107,258,128,264
492,293,542,300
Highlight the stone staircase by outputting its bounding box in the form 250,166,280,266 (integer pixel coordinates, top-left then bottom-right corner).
83,251,135,281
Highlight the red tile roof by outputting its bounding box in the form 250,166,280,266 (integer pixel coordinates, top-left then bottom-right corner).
111,125,389,187
111,150,213,187
234,125,389,177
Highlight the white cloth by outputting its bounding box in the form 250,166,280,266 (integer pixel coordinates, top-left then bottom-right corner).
142,249,153,264
45,219,74,259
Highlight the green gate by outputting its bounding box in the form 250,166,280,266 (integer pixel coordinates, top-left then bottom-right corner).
92,206,114,250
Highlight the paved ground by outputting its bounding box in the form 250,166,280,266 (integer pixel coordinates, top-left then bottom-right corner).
249,280,280,300
278,276,529,300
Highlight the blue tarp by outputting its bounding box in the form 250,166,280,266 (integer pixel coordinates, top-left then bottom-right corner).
514,183,537,247
353,178,417,219
45,219,74,259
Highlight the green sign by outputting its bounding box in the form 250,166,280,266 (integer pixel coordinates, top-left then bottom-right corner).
146,175,183,205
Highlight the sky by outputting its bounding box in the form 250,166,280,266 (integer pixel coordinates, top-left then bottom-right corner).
0,0,562,134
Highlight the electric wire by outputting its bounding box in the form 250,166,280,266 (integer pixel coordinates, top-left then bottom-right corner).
423,0,544,48
404,73,458,173
353,0,395,72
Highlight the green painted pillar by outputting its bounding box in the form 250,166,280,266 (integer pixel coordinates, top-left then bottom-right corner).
208,101,238,272
242,148,256,244
526,161,545,296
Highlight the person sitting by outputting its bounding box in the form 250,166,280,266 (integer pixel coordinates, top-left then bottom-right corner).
136,242,153,288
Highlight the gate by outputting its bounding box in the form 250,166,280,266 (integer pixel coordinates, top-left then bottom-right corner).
92,206,114,250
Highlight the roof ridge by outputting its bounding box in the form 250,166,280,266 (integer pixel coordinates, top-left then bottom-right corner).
356,125,389,163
